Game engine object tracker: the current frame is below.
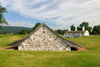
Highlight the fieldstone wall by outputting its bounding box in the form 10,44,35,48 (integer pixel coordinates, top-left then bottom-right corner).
18,27,71,51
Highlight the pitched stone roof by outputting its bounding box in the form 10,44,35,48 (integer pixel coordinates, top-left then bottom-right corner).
8,23,82,48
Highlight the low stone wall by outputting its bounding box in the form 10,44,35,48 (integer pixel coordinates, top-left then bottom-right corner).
18,27,71,51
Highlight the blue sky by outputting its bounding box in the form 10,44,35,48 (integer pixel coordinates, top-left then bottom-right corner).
0,0,100,30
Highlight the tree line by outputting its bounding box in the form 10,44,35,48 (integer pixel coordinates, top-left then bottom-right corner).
30,22,100,35
1,22,100,35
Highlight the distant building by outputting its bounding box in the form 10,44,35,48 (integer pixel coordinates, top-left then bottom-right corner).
64,26,89,37
7,32,14,35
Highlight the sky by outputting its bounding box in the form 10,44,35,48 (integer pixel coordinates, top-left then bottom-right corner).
0,0,100,30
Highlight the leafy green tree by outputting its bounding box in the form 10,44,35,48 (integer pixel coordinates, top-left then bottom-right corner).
97,25,100,30
87,27,92,33
77,27,81,30
62,30,67,35
78,22,92,33
70,25,75,31
57,29,62,34
92,26,100,34
98,30,100,34
18,29,31,34
0,4,8,29
27,29,31,34
54,30,57,33
32,22,41,30
3,30,9,34
92,31,96,35
79,22,89,28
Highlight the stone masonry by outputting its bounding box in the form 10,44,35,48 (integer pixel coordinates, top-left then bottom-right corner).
18,26,71,51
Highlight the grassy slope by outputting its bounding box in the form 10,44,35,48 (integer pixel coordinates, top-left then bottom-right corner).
66,35,100,50
0,35,24,48
0,35,100,67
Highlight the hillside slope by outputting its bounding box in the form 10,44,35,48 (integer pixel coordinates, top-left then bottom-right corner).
0,26,32,33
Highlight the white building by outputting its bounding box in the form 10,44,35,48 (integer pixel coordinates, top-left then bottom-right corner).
64,27,89,37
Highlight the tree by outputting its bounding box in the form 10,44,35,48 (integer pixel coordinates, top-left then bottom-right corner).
3,30,9,34
62,30,67,35
70,24,75,31
32,22,41,30
97,25,100,29
0,4,8,29
57,29,62,34
54,30,57,33
92,31,96,35
79,22,89,28
18,29,31,34
78,22,92,33
78,22,89,30
98,30,100,34
77,27,81,30
92,25,100,34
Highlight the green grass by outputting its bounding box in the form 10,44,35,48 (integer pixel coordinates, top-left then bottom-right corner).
0,35,100,67
0,35,24,48
65,35,100,50
0,50,100,67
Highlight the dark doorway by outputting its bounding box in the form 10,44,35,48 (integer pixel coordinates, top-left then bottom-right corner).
71,47,78,51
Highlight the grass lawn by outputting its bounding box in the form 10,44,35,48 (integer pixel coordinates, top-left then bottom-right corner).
0,35,100,67
0,35,24,48
66,35,100,50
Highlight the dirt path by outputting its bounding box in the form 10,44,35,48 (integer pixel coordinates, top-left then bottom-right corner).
0,46,14,50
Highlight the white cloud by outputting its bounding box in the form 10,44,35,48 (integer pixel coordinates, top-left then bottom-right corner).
0,0,100,29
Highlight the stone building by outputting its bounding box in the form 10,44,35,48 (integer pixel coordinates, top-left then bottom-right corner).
64,27,89,38
8,23,86,51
